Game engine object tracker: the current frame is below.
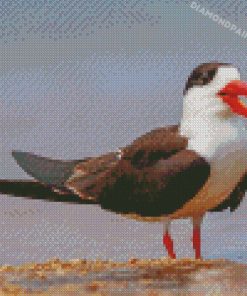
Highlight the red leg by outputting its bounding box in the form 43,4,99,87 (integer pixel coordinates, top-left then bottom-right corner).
192,225,201,259
163,231,176,259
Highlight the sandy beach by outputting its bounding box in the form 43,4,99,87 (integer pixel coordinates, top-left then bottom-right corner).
0,258,246,295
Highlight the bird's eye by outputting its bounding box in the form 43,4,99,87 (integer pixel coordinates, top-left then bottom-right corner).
200,69,216,84
208,69,216,80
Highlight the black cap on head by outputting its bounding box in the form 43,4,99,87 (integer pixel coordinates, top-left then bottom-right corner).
183,62,231,95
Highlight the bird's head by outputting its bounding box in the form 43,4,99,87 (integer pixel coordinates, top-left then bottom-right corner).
183,62,247,119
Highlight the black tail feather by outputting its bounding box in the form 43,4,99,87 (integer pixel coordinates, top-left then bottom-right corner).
0,180,97,204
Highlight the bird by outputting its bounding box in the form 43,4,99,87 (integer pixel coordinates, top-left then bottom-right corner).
11,62,247,260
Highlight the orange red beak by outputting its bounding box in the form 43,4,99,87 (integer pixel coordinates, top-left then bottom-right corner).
218,80,247,118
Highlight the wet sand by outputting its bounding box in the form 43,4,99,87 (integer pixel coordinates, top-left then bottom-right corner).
0,258,246,295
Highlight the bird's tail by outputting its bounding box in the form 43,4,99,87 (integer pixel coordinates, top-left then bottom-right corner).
12,150,119,200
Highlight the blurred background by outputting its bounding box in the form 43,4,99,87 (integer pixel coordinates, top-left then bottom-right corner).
0,0,247,265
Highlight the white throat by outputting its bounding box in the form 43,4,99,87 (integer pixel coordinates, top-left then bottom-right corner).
179,66,247,161
179,93,247,161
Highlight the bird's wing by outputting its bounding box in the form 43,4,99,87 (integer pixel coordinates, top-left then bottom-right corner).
121,125,187,169
65,124,189,200
68,125,209,217
96,148,210,217
11,125,211,216
12,150,119,200
65,152,120,199
12,151,83,190
0,179,94,204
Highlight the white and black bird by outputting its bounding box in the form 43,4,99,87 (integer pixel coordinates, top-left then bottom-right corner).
11,62,247,259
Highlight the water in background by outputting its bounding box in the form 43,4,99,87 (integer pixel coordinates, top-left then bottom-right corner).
0,192,247,266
